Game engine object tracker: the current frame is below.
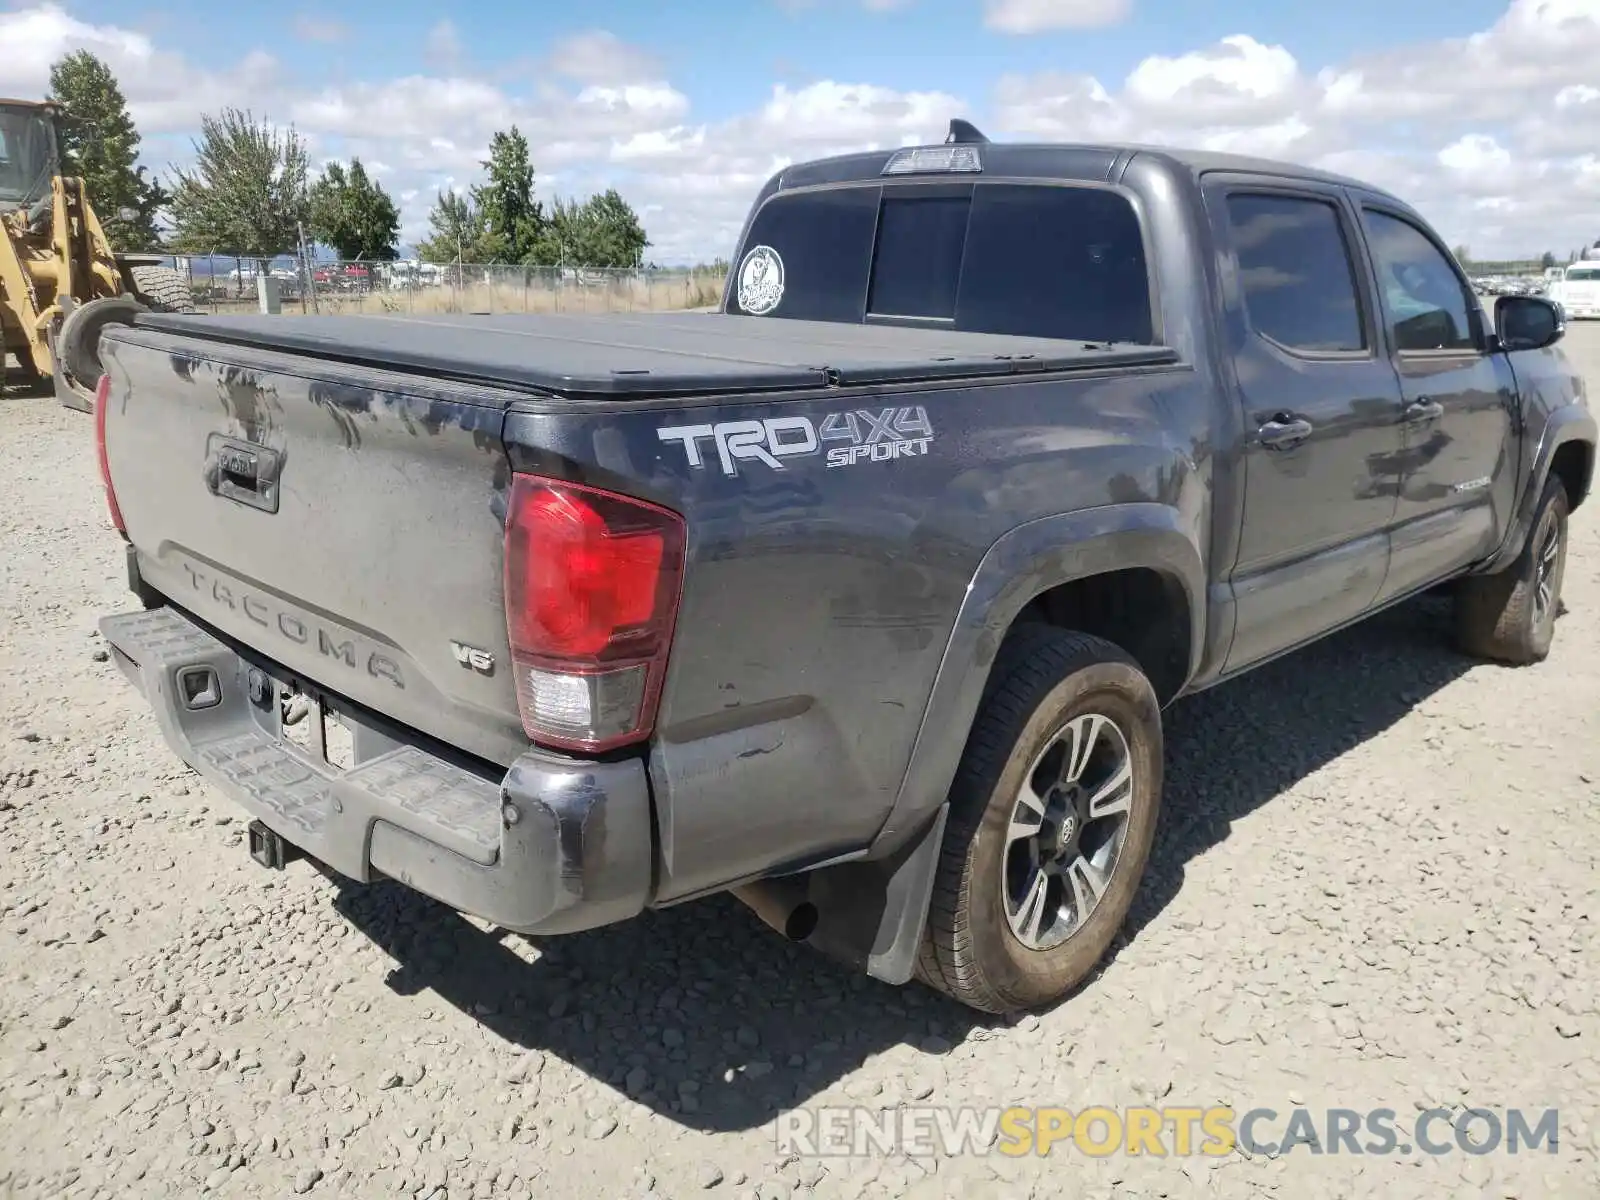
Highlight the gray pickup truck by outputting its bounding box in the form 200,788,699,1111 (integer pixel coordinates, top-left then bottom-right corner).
94,123,1593,1015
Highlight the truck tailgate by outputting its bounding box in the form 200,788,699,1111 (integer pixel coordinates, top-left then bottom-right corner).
99,324,528,767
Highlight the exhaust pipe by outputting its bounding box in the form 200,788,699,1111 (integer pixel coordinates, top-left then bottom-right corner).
731,875,819,942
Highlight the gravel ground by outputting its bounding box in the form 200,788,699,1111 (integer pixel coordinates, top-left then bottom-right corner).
3,331,1600,1200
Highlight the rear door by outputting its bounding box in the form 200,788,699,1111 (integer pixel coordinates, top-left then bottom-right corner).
1353,201,1520,604
1201,176,1407,671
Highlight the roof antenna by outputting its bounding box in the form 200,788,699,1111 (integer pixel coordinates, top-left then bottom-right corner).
945,118,990,145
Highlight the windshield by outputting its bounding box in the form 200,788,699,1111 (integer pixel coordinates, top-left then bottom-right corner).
1566,266,1600,282
726,180,1155,344
0,107,56,207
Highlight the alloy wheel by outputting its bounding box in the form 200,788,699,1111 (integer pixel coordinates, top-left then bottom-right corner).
1001,712,1136,952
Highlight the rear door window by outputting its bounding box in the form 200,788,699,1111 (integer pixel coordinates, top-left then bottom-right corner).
730,181,1155,344
1224,193,1367,354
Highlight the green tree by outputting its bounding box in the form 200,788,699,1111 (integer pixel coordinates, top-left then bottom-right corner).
47,50,166,250
166,107,310,262
1451,244,1471,268
471,127,544,262
574,189,648,269
308,158,400,262
416,189,487,263
533,189,648,269
1539,250,1557,270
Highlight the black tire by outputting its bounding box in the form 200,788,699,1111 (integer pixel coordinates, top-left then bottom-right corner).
917,626,1163,1015
1454,473,1570,665
128,264,196,313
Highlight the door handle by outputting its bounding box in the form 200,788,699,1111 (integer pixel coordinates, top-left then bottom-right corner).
1258,416,1313,449
1404,398,1444,425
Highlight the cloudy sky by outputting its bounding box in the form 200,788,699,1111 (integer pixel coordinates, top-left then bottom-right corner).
3,0,1599,264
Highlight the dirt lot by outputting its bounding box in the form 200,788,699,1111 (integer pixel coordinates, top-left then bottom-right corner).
3,328,1599,1200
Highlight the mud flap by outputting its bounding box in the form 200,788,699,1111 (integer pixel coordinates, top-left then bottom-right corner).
800,802,950,986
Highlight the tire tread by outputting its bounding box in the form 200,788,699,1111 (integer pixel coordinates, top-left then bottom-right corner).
128,265,196,314
916,626,1144,1014
1455,475,1568,665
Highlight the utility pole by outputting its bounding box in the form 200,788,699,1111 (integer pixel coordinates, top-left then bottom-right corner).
297,222,319,315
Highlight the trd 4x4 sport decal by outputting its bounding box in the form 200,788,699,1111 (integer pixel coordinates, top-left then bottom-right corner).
657,406,935,477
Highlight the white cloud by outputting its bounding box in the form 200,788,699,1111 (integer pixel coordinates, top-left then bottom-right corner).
593,80,964,259
1438,134,1514,175
1316,0,1600,123
995,33,1318,154
545,30,665,85
4,0,1600,263
290,78,511,142
984,0,1132,34
0,3,280,135
993,1,1600,259
1125,35,1300,120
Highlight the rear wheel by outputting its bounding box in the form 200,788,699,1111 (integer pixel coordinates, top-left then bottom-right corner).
128,264,196,313
917,627,1163,1014
1454,474,1569,664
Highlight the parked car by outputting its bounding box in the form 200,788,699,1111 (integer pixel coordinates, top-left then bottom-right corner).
91,125,1594,1015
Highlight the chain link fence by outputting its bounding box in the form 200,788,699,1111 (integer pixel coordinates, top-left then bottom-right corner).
156,254,728,317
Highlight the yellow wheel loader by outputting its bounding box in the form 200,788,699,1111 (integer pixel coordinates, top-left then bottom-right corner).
2,97,194,411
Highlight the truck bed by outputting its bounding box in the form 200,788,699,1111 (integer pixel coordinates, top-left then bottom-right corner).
134,310,1178,399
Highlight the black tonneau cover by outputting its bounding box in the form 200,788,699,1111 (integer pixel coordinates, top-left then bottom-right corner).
133,310,1179,399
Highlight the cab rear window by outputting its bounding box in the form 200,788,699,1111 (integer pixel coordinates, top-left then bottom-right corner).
728,181,1155,345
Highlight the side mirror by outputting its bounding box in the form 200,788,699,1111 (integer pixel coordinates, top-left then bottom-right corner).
1495,294,1565,352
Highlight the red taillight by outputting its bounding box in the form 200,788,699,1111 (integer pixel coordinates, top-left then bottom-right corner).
93,374,127,537
503,474,685,753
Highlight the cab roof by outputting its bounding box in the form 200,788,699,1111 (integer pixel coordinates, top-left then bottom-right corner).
773,120,1406,208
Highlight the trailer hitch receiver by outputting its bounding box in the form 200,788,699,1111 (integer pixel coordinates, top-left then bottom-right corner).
247,820,301,870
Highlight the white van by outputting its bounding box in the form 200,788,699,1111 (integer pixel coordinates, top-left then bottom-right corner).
1549,262,1600,319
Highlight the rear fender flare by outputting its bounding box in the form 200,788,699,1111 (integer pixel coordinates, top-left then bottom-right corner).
873,502,1205,858
1478,403,1596,575
825,504,1203,985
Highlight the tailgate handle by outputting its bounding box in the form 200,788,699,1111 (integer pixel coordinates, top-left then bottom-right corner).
205,434,283,514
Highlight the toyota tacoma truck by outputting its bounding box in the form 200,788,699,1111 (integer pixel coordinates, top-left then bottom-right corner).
93,123,1594,1015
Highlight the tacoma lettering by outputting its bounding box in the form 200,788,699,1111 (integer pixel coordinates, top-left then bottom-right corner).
178,561,404,689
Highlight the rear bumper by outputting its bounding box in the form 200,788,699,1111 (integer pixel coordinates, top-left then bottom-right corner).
99,606,655,935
